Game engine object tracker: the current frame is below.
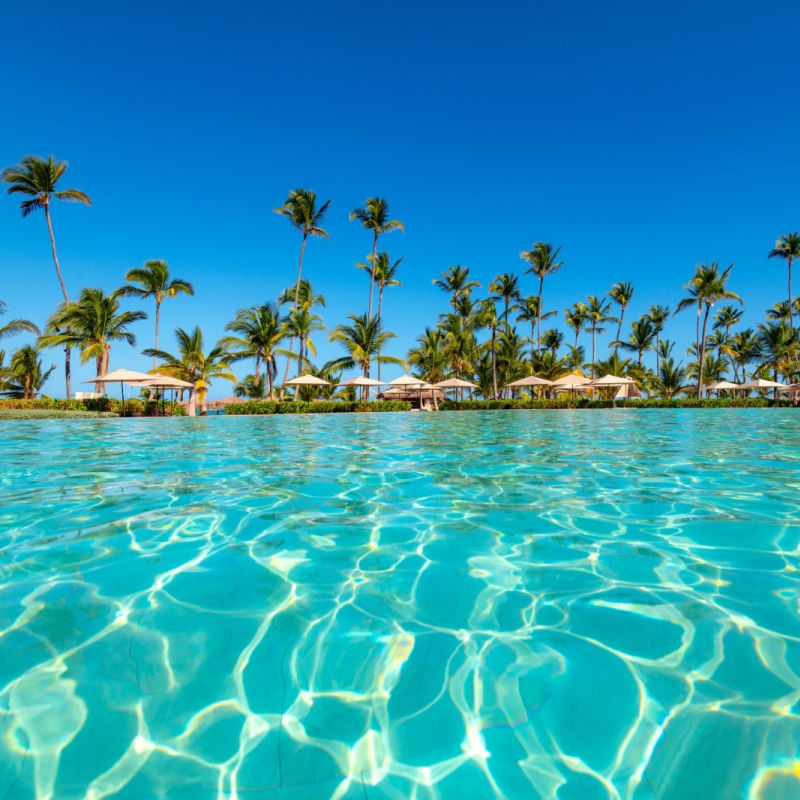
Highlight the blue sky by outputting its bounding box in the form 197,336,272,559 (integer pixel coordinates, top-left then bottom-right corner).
2,0,798,397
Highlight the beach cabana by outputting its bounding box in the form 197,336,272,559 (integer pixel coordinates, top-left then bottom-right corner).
551,373,592,398
588,374,642,403
384,375,442,409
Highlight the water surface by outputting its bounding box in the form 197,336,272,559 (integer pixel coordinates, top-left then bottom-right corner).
1,410,799,799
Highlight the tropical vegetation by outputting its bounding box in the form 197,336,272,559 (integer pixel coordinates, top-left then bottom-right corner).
3,153,800,413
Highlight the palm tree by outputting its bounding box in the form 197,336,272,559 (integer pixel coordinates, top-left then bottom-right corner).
517,295,556,362
274,189,330,391
727,328,761,382
658,357,686,400
142,327,236,415
675,263,742,397
433,265,480,317
540,328,564,358
564,302,588,349
350,197,404,319
768,232,800,331
219,303,286,398
614,316,655,367
2,154,91,398
118,260,194,369
357,252,403,382
408,328,447,384
489,272,522,323
646,304,670,376
758,321,799,384
1,344,55,399
40,288,147,393
608,281,635,351
329,313,404,380
584,295,614,376
519,242,564,352
285,308,324,375
0,301,39,342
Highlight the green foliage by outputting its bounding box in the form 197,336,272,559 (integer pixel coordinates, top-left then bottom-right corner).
225,400,411,415
0,397,185,415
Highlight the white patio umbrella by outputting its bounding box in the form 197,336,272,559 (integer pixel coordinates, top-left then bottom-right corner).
84,368,154,416
433,377,477,401
704,380,740,395
338,375,385,401
739,378,786,390
285,374,330,401
139,374,195,414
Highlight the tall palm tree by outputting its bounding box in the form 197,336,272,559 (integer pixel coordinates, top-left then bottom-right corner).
357,252,403,383
219,303,286,398
118,260,194,368
675,263,742,397
608,281,635,351
350,197,404,319
0,301,39,342
143,327,236,415
768,232,800,331
40,288,147,393
329,313,404,380
489,272,522,323
519,242,564,352
584,295,614,376
2,155,91,397
433,265,480,318
274,189,330,391
646,304,670,376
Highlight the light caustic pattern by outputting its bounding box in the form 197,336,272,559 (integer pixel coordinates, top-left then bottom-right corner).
0,410,799,799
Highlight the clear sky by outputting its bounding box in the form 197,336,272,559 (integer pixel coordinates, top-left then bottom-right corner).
2,0,798,398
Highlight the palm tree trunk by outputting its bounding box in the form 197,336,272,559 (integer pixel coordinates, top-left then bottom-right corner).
280,233,308,399
154,299,161,370
615,310,624,353
655,332,660,377
367,232,378,320
491,328,498,399
697,306,711,398
377,286,385,383
788,257,793,331
537,278,544,353
44,202,72,398
591,326,597,377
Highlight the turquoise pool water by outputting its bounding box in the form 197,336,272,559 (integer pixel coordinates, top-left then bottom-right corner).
1,410,799,799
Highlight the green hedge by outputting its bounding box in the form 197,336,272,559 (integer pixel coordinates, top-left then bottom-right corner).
225,400,412,415
0,398,185,416
441,397,790,410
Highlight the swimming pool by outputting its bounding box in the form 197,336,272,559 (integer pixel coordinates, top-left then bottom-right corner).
1,410,798,799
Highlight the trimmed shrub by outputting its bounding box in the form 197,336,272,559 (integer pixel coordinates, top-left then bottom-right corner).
225,400,411,415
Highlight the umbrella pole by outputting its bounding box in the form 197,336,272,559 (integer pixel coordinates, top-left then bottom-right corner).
121,382,125,417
